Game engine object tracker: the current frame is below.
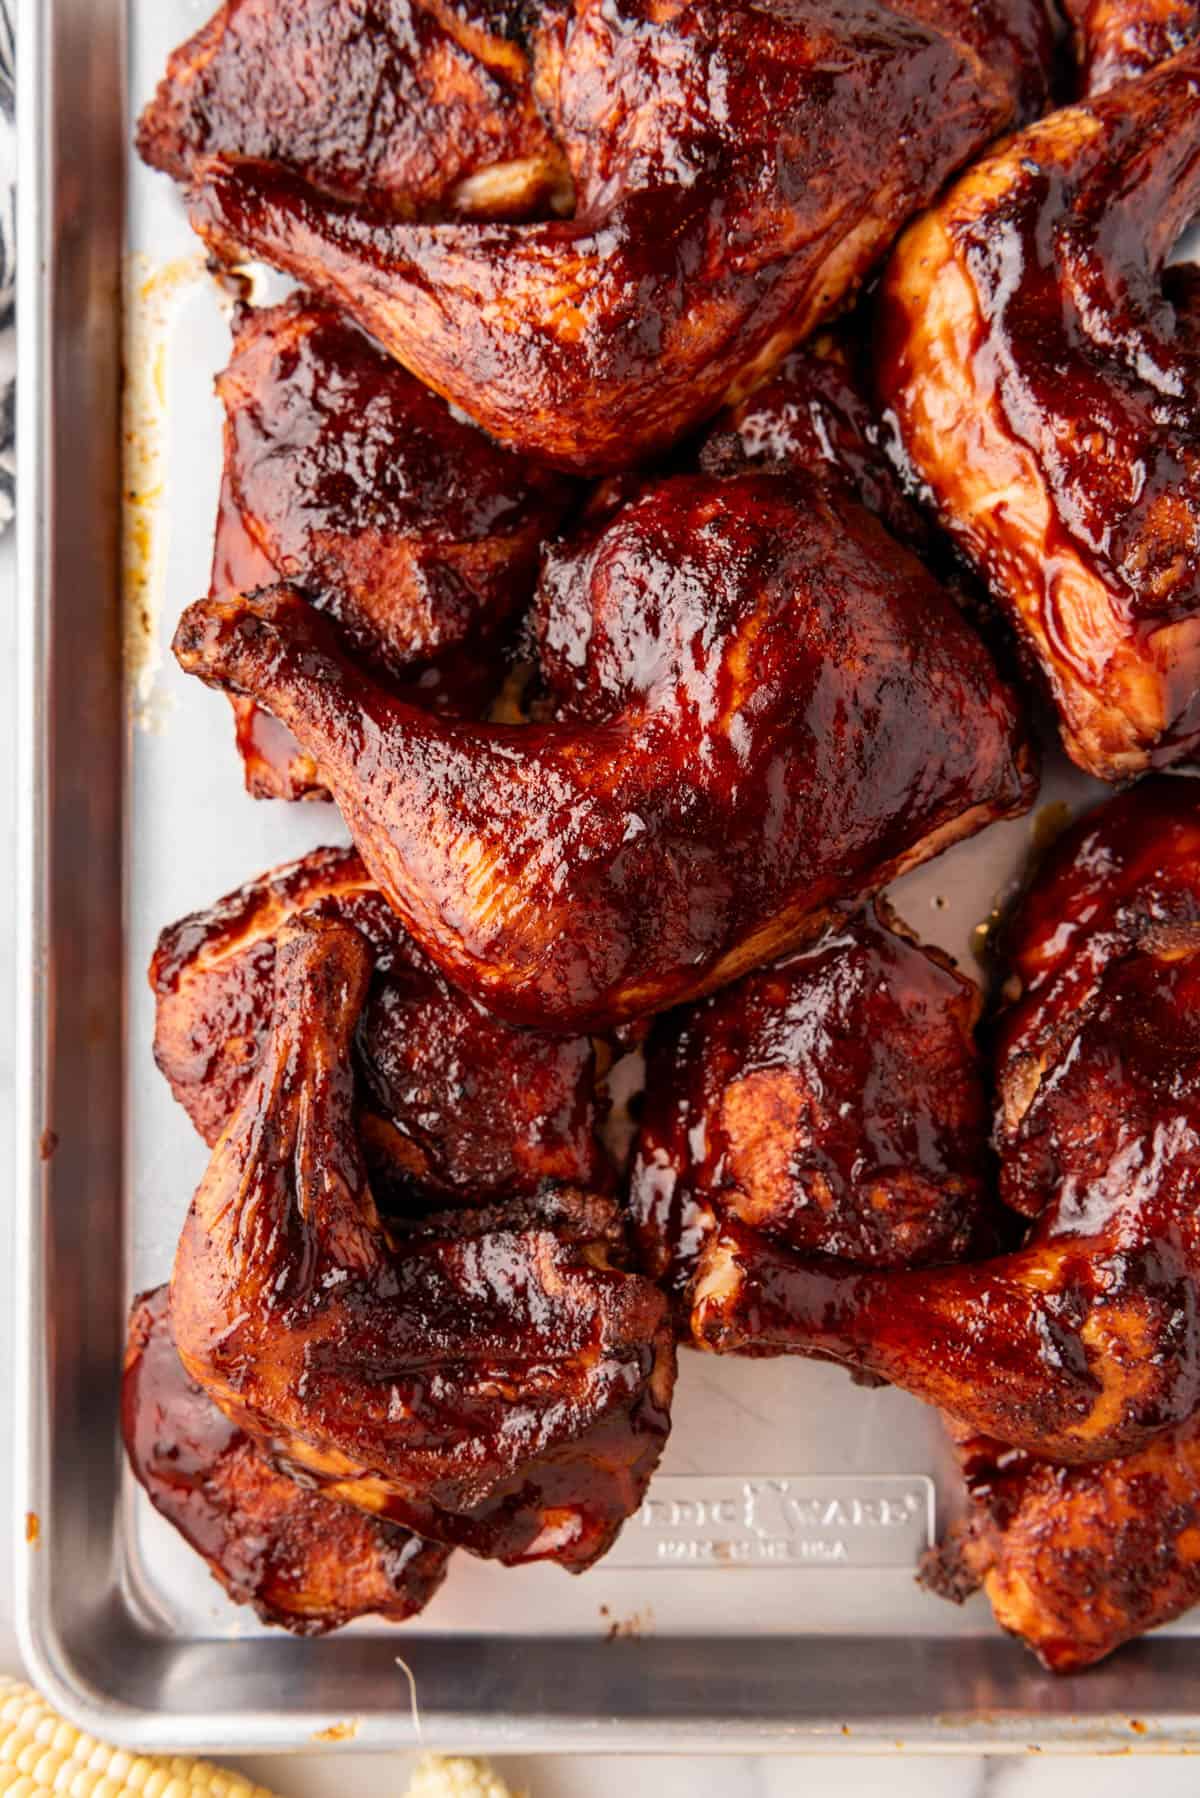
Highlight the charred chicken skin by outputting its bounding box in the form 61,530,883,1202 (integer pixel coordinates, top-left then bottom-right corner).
694,777,1200,1465
630,902,996,1313
878,45,1200,781
170,914,676,1569
212,291,574,799
124,1284,451,1634
1064,0,1200,91
150,844,610,1209
923,1416,1200,1672
136,0,569,221
177,0,1053,473
172,469,1036,1033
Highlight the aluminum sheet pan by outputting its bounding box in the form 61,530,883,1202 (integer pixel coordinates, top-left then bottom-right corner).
16,0,1200,1755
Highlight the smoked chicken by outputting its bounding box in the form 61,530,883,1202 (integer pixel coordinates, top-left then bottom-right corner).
150,844,610,1209
211,291,574,799
136,0,569,221
124,1285,451,1635
170,914,675,1569
172,469,1036,1032
878,45,1200,781
694,777,1200,1465
175,0,1054,473
630,902,997,1313
1064,0,1200,91
923,1416,1200,1671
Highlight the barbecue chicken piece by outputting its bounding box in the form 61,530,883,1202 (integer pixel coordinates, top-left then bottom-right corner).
923,1415,1200,1671
879,46,1200,781
1064,0,1200,90
170,915,675,1568
150,845,609,1209
694,777,1200,1464
136,0,568,221
630,903,996,1314
173,469,1036,1032
210,468,322,800
182,0,1054,473
124,1285,451,1635
212,292,575,800
699,318,934,558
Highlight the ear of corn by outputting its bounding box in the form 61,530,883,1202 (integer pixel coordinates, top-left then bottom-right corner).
404,1757,521,1798
0,1679,521,1798
0,1679,279,1798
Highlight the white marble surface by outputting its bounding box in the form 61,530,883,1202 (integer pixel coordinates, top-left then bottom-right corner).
2,538,1199,1798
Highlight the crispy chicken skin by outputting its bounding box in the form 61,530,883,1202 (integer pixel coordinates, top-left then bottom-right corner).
124,1285,451,1635
630,903,995,1312
170,916,676,1569
878,46,1200,781
172,470,1036,1032
212,292,574,800
136,0,569,221
181,0,1052,473
150,844,609,1207
1064,0,1200,91
693,778,1200,1463
923,1416,1200,1671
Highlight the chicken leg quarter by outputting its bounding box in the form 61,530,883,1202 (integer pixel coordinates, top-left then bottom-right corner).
173,469,1036,1032
694,779,1200,1465
183,0,1053,472
170,914,675,1570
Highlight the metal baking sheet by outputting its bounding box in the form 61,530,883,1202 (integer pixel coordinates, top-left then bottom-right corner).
16,0,1200,1754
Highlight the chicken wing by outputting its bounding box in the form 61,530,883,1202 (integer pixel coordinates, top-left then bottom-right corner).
631,902,997,1312
124,1284,451,1634
150,844,609,1208
181,0,1052,472
170,914,675,1568
693,777,1200,1463
878,46,1200,780
173,469,1036,1031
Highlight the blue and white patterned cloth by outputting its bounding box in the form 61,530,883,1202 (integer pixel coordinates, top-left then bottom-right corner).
0,0,14,530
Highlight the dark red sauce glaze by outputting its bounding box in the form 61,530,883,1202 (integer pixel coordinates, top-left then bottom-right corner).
878,46,1200,778
693,777,1200,1465
699,318,934,558
150,844,610,1209
1064,0,1200,92
922,1412,1200,1671
630,903,994,1312
169,918,676,1569
181,0,1051,472
136,0,567,218
210,291,574,800
211,469,326,801
174,468,1036,1032
123,1285,451,1634
994,774,1200,1215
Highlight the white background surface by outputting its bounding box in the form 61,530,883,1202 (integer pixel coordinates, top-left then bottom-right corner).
4,570,1200,1796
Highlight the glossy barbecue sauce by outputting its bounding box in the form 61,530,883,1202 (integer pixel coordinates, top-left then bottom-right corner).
122,1285,451,1634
